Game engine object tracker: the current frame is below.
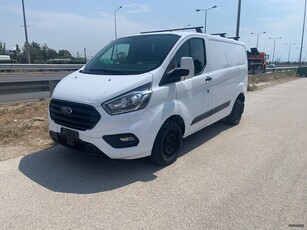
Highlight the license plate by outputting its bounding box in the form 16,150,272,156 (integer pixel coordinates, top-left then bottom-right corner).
61,128,79,146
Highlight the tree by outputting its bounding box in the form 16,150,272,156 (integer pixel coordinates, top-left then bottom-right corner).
15,44,21,54
41,43,49,60
0,41,7,55
13,44,21,61
29,41,43,63
17,41,79,63
58,49,72,59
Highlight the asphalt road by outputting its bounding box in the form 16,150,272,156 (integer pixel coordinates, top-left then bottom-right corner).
0,79,306,229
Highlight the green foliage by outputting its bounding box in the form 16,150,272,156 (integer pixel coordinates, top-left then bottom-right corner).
0,59,18,64
0,40,87,64
29,41,43,63
0,41,8,55
58,49,72,59
46,59,86,64
13,41,83,63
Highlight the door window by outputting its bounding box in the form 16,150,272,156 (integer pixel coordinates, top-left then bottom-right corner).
165,38,206,78
190,38,206,74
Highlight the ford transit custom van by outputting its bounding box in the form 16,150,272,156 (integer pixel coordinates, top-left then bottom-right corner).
49,28,248,165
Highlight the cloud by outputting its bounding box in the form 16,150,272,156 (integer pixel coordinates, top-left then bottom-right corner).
2,4,154,56
123,4,151,14
95,4,151,17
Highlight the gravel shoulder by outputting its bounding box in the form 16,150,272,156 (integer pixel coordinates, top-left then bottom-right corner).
0,72,300,162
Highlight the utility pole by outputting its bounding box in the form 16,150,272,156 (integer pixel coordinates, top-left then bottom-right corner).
235,0,242,40
22,0,30,64
84,48,87,62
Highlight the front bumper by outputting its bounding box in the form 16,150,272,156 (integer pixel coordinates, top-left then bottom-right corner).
48,106,161,160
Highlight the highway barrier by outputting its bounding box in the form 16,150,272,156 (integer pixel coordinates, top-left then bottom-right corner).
0,80,60,97
0,65,300,103
267,66,298,72
0,64,83,72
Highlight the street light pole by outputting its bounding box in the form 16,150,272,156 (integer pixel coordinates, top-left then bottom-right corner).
114,6,123,39
298,0,307,72
196,6,217,34
285,43,296,63
251,32,266,49
21,0,30,64
269,37,282,63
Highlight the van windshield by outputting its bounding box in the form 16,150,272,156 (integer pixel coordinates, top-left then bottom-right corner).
82,34,180,75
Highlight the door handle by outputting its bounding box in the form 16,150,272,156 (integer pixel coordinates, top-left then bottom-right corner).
205,76,212,82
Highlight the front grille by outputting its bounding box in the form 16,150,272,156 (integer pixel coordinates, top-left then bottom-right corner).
50,99,101,131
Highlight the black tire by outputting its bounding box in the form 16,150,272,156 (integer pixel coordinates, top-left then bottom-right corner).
226,99,244,125
150,123,182,166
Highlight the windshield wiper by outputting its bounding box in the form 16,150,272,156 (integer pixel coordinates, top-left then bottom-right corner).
80,68,129,75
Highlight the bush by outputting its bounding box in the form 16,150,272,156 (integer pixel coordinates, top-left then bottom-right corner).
0,59,18,64
46,59,86,64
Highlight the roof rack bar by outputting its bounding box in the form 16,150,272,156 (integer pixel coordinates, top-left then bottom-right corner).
211,33,227,38
228,36,240,40
211,33,240,40
141,26,204,34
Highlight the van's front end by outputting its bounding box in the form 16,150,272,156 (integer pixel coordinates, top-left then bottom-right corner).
48,34,180,159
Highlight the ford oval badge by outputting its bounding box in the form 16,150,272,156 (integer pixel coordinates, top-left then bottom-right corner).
61,106,72,115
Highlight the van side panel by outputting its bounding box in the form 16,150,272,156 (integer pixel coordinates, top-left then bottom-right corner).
207,39,247,124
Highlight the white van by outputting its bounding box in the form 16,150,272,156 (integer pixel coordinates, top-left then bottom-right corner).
49,28,247,165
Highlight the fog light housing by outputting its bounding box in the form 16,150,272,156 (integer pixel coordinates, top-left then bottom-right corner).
103,133,139,148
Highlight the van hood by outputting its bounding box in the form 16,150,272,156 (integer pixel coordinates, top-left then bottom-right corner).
52,71,153,108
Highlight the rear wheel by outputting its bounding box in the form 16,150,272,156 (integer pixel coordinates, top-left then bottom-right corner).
226,99,243,125
150,123,182,166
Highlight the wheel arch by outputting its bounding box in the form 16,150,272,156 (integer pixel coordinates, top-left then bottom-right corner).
237,93,245,103
236,93,245,114
161,115,186,137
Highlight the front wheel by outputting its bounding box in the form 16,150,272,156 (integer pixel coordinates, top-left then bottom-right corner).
150,123,182,166
226,99,244,125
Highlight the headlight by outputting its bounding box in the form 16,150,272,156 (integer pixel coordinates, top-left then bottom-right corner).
102,83,152,115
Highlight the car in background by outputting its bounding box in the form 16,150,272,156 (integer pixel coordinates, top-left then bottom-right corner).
267,64,276,68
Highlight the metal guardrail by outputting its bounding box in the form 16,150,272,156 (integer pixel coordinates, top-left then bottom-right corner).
0,64,83,72
267,66,298,72
0,65,300,102
248,66,298,75
0,64,298,73
0,80,60,96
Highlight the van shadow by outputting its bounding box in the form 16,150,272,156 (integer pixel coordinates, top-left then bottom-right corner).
19,121,232,194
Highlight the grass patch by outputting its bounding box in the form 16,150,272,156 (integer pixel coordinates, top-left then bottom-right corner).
0,100,52,147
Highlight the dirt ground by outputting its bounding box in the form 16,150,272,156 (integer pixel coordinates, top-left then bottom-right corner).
0,71,299,161
248,71,298,91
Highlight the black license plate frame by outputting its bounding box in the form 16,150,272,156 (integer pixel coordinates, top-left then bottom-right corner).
60,128,79,146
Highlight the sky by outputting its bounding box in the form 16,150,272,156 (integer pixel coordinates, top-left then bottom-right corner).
0,0,306,62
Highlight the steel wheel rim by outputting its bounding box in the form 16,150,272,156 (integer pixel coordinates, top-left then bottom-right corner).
234,103,242,121
163,132,178,159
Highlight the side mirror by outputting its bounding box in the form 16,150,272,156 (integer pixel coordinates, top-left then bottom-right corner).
180,57,194,79
160,57,195,86
162,69,188,85
173,68,189,77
